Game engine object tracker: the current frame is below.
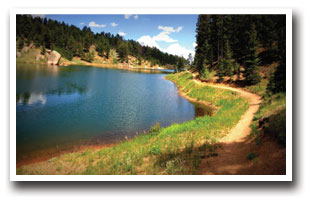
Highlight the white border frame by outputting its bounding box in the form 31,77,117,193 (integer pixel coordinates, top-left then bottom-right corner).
10,8,292,181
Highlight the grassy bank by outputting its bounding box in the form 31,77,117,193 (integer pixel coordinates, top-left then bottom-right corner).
17,72,249,175
16,47,167,70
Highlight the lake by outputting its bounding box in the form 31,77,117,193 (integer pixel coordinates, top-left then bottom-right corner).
16,64,213,166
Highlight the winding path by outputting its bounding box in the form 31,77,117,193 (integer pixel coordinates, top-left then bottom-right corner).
192,75,263,174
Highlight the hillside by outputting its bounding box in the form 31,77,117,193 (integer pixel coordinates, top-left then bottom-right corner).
16,15,187,70
16,45,166,70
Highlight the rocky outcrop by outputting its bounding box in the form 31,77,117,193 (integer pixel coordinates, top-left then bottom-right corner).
21,46,29,53
45,50,61,65
35,55,45,61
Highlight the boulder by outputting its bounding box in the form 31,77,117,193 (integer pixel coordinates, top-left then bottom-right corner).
35,55,45,61
45,50,61,65
21,46,29,53
16,52,21,58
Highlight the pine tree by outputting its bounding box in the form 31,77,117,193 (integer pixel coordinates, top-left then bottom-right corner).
223,40,234,80
217,58,225,82
267,20,286,93
41,43,46,55
116,41,128,62
187,53,193,66
244,24,261,85
195,15,211,74
176,57,185,72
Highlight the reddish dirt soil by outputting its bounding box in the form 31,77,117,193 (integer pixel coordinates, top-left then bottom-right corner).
193,77,286,175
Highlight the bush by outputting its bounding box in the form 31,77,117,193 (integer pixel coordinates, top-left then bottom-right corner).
149,123,160,134
149,145,161,155
247,152,257,160
200,68,216,81
81,51,95,63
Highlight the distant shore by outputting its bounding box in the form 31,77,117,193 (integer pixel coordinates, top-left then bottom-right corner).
16,47,172,72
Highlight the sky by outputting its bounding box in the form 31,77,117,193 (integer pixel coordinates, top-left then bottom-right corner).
44,14,198,59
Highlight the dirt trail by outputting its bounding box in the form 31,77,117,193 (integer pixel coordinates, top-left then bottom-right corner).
192,75,285,175
192,76,266,174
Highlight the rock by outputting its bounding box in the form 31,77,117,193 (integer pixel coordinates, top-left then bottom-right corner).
45,50,61,65
29,43,35,49
16,52,21,58
21,46,29,53
35,55,45,61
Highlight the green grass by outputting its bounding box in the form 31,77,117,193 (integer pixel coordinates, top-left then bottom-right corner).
250,92,286,147
16,48,46,64
245,78,269,96
17,71,249,175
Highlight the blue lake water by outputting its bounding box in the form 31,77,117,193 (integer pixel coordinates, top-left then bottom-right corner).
16,64,212,165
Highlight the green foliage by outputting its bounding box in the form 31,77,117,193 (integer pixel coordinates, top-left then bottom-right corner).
244,24,261,85
16,15,183,67
17,39,24,51
81,50,95,63
175,57,185,72
250,92,286,147
41,45,46,55
193,15,285,86
149,122,161,134
223,40,235,79
200,68,216,81
116,41,128,62
247,152,257,160
267,23,286,94
149,145,161,155
54,47,74,61
217,58,225,82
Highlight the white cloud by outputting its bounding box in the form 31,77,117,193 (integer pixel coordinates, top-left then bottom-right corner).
137,36,194,59
89,21,106,28
124,14,133,19
193,42,197,47
158,25,183,33
125,14,138,19
153,32,177,43
148,25,184,43
137,35,160,49
162,43,195,59
111,22,118,27
175,26,183,32
137,25,194,59
118,32,127,36
79,22,85,26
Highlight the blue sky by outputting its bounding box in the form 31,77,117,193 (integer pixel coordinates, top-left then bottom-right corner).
45,14,198,58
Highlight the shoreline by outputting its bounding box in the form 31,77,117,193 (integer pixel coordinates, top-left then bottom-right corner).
17,72,213,169
17,72,250,174
164,76,218,112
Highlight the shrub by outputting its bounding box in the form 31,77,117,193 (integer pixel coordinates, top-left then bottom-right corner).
149,145,161,155
149,122,160,134
200,68,216,81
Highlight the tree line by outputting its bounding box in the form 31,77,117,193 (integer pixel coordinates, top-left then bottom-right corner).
194,14,286,92
16,15,184,67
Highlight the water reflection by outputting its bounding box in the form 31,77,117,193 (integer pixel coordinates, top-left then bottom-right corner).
16,64,88,106
17,92,46,105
